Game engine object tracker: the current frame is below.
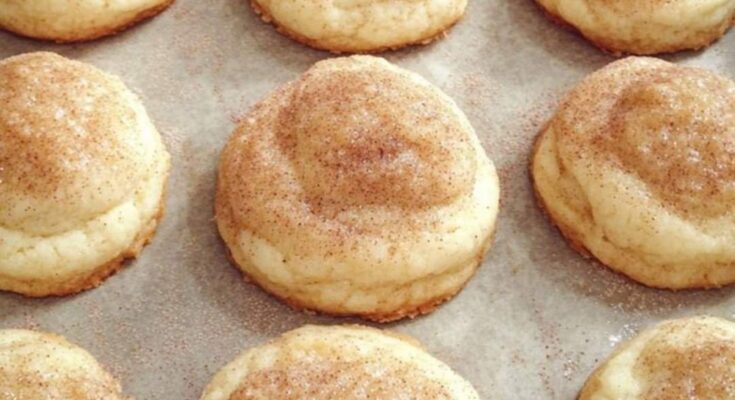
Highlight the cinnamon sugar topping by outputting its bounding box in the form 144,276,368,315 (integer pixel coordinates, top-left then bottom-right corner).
554,57,735,218
607,67,735,217
634,320,735,399
277,67,474,211
231,358,451,400
219,57,479,250
0,52,153,235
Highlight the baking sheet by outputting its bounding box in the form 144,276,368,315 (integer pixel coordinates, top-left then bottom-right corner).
1,1,735,399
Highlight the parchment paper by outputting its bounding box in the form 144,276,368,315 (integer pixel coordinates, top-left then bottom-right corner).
1,1,734,399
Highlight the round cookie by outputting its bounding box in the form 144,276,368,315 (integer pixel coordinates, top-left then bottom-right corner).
0,329,127,399
535,0,735,55
532,57,735,290
579,316,735,399
250,0,467,53
215,56,499,322
0,0,173,42
201,325,480,400
0,52,170,297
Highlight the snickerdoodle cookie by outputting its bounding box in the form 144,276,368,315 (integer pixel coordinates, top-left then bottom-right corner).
535,0,735,54
532,57,735,289
0,52,170,297
215,56,499,321
0,0,173,42
250,0,467,53
0,329,128,399
580,316,735,399
201,325,480,400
